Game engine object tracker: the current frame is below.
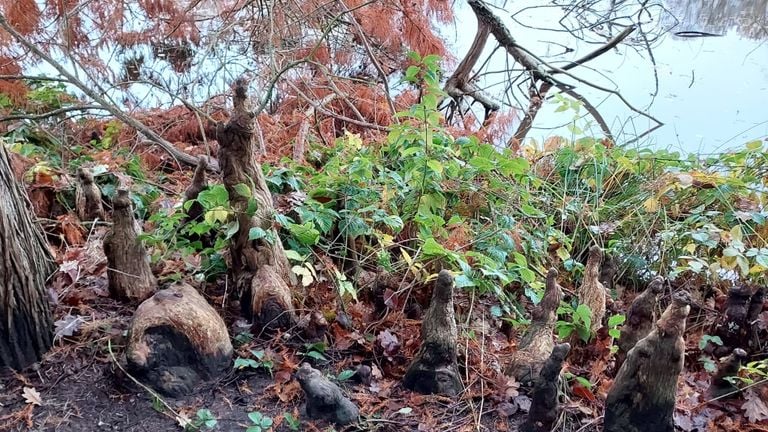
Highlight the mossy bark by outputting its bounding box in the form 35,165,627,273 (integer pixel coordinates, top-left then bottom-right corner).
0,145,55,370
126,282,233,397
208,79,296,332
103,189,156,302
605,291,691,432
402,270,463,396
507,268,562,383
521,343,571,432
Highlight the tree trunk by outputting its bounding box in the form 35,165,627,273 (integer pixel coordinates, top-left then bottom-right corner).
209,78,296,332
0,145,55,370
577,245,606,336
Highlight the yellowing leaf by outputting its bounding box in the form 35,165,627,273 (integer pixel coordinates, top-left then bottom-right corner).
22,387,42,406
683,243,697,253
643,197,659,213
204,207,230,224
730,225,743,243
345,130,363,149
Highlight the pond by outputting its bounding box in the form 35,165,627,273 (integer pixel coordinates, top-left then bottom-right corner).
450,0,768,154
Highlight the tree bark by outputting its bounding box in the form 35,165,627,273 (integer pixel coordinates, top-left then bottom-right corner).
208,78,296,332
604,291,691,432
0,145,55,370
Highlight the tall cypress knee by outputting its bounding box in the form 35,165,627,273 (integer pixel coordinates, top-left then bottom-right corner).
403,270,462,396
605,291,691,432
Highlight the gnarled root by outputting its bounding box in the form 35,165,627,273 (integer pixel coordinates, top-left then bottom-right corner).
708,348,747,399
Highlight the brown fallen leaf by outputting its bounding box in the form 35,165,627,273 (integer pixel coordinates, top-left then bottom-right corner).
743,389,768,423
22,387,42,406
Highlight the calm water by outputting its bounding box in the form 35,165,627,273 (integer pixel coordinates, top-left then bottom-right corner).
450,0,768,154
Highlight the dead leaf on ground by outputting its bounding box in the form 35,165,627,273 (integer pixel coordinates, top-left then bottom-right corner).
743,389,768,423
22,387,42,406
54,314,87,339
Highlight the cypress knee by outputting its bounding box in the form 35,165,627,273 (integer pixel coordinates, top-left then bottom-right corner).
507,268,562,383
209,78,296,332
577,245,606,336
103,189,156,302
75,166,105,221
126,282,233,397
605,291,691,432
708,348,747,399
296,363,359,425
615,276,664,370
402,270,462,396
521,342,571,432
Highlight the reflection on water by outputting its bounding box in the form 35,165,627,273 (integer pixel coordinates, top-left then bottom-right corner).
664,0,768,40
452,0,768,153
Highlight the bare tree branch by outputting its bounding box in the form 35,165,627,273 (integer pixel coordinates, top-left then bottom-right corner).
0,105,107,122
0,13,214,171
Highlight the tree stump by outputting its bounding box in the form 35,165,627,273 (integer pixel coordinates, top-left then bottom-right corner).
507,268,562,383
708,348,747,399
126,282,233,397
296,362,359,425
208,78,296,332
615,276,664,370
103,189,156,302
75,166,105,221
604,290,691,432
0,145,55,370
521,343,571,432
402,270,463,396
577,245,606,336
